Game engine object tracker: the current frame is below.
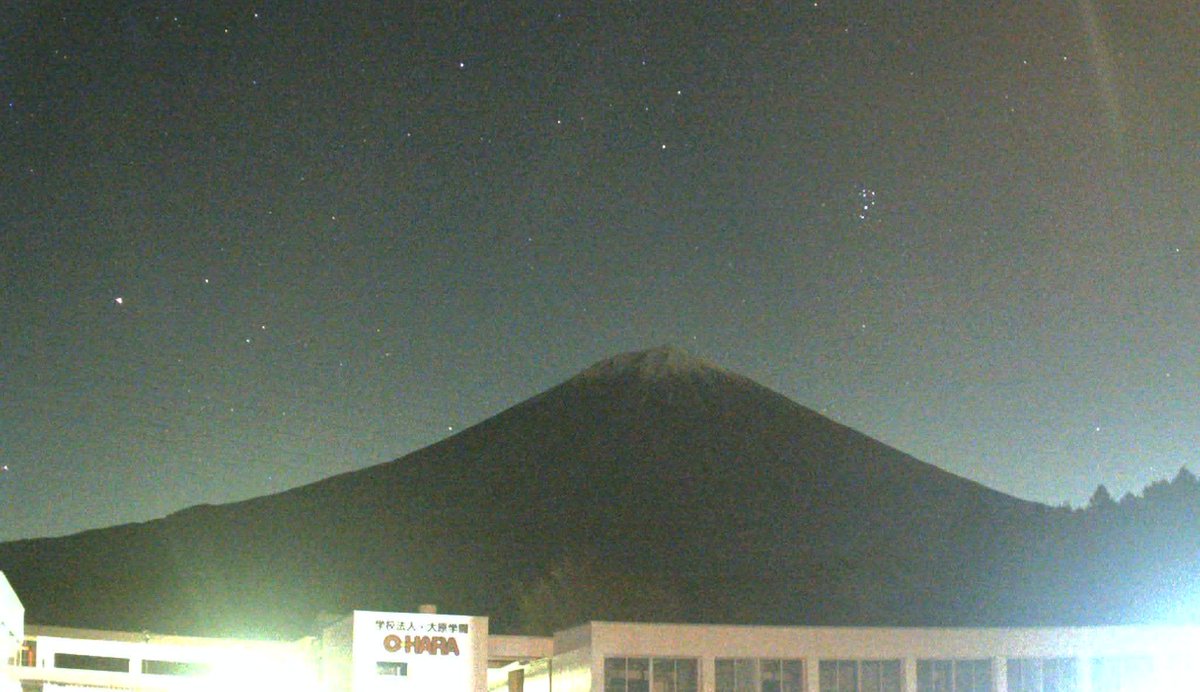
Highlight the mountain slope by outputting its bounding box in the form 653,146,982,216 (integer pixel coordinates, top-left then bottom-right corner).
0,346,1166,637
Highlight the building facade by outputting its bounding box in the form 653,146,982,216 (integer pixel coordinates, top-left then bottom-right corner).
2,580,1198,692
12,624,319,692
1,572,23,692
491,621,1200,692
318,610,490,692
6,611,523,692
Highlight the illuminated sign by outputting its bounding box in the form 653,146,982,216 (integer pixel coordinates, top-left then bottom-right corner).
351,611,485,691
382,634,460,655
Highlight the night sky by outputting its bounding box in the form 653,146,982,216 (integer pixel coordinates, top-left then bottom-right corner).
2,2,1197,541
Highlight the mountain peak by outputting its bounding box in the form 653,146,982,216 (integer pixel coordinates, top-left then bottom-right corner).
576,345,727,382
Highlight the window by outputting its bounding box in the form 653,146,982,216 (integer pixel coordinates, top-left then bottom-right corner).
377,661,408,676
717,658,805,692
820,660,856,692
762,659,805,692
717,658,757,692
53,652,130,672
1008,657,1078,692
142,659,212,676
860,660,903,692
20,640,35,667
605,657,698,692
654,657,698,692
820,659,902,692
917,659,991,692
1091,656,1153,692
605,657,645,692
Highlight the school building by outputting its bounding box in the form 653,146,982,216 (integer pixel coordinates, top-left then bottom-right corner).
3,571,1198,691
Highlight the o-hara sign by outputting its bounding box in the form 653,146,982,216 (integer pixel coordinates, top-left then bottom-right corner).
352,610,486,691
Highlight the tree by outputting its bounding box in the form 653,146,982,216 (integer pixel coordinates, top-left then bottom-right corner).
1088,484,1117,511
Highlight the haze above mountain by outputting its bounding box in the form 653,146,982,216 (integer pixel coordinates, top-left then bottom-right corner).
2,346,1197,637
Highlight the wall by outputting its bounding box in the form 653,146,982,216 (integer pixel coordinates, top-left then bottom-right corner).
568,621,1200,692
16,625,318,692
349,610,487,692
0,572,22,692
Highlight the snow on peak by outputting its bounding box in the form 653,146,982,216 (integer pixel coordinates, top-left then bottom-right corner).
577,346,727,382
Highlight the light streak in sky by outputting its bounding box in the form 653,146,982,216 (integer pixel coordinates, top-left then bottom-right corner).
1078,0,1125,155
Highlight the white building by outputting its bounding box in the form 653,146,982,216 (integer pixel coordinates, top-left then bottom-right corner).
317,610,489,692
6,609,522,692
1,572,23,692
490,621,1200,692
3,575,1198,692
12,624,319,692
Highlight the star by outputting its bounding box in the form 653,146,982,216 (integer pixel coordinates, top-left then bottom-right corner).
1,0,1193,544
856,186,877,221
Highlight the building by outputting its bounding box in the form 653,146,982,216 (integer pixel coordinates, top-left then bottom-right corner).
3,569,1199,692
317,609,489,692
6,611,542,692
13,624,319,692
491,620,1200,692
9,618,1200,692
1,572,23,692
